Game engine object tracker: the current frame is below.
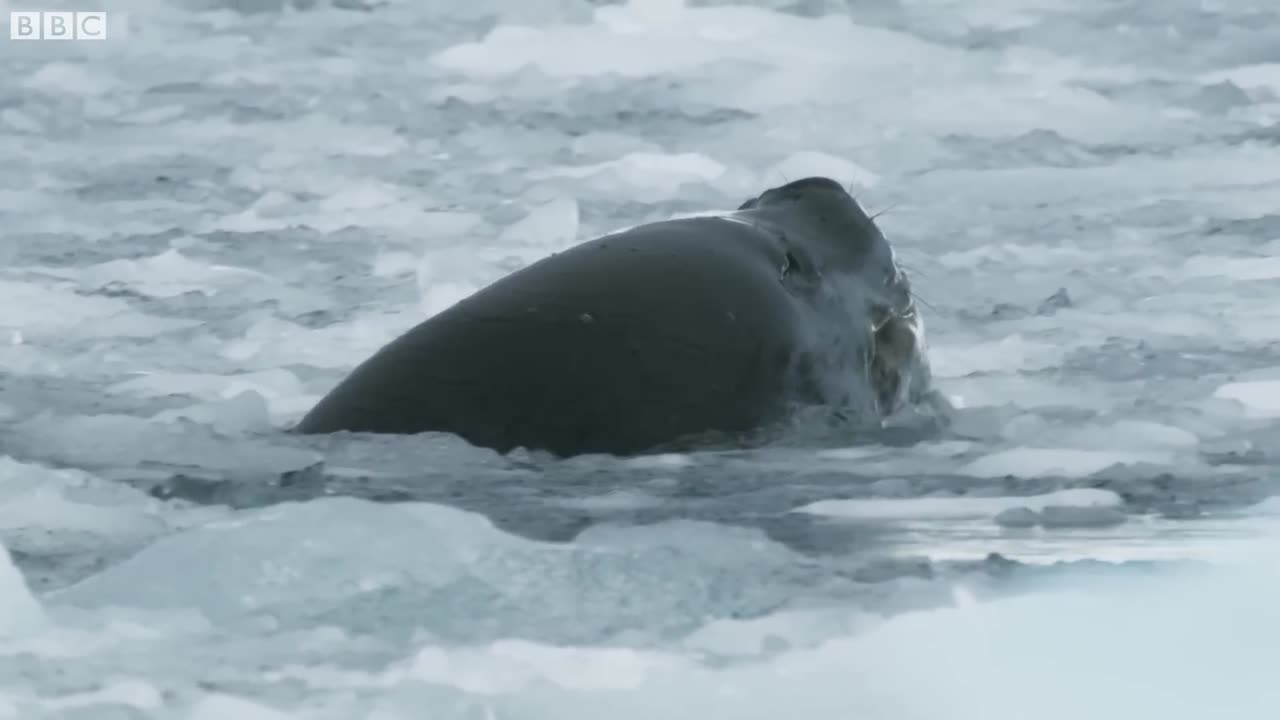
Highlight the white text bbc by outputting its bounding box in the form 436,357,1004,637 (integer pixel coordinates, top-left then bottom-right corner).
10,11,108,41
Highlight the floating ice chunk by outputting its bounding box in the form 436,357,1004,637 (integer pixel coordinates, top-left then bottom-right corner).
682,607,865,658
619,453,695,470
1199,63,1280,94
151,391,273,435
418,211,485,239
36,248,275,299
434,22,697,78
961,448,1172,478
433,1,959,86
0,457,166,543
409,641,684,694
210,191,304,234
484,559,1280,718
942,376,1115,410
1039,505,1126,528
306,183,444,232
417,277,479,318
0,456,185,593
498,196,580,252
501,196,583,243
186,694,290,720
556,490,663,512
210,174,422,235
1,108,42,134
119,104,187,125
430,81,501,104
407,212,535,317
813,446,886,462
618,0,685,27
1213,380,1280,419
373,251,419,278
1254,494,1280,513
938,242,1094,270
53,499,512,618
416,247,488,318
318,182,405,214
993,507,1040,528
11,414,320,477
1060,420,1200,450
796,488,1123,521
954,4,1043,30
0,542,44,638
107,369,294,401
41,680,163,713
570,132,664,158
108,369,311,422
929,335,1065,377
868,477,914,497
221,312,418,370
1181,255,1280,281
0,280,196,341
55,499,834,644
769,151,879,190
1069,308,1220,340
534,152,726,197
22,62,118,97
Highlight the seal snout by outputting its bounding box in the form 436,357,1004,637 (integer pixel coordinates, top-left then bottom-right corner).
741,173,931,418
865,263,927,414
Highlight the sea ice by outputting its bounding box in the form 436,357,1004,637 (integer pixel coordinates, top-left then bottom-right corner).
928,335,1066,378
4,0,1280,715
960,448,1174,478
0,542,44,638
497,196,581,255
185,694,290,720
531,151,729,201
796,487,1123,521
108,368,311,422
0,279,197,343
1213,380,1280,419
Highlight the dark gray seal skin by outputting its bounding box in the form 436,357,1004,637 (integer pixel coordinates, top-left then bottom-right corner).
295,176,933,457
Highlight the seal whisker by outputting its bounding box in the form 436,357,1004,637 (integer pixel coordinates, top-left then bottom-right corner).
908,289,937,313
869,202,900,221
895,260,929,278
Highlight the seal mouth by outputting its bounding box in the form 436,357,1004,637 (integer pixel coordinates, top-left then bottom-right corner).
866,274,925,415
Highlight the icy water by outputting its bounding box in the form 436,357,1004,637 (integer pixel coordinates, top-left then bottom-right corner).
2,0,1280,717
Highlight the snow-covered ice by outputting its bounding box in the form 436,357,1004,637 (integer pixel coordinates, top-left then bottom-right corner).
2,0,1279,717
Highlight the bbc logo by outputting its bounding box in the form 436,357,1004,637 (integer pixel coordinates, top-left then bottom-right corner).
10,11,108,40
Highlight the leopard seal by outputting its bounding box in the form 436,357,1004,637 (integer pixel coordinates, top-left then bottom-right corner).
295,176,933,457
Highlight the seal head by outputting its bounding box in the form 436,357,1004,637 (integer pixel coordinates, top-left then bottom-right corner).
733,176,930,418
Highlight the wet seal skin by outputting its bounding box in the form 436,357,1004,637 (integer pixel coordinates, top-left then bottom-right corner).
295,176,935,457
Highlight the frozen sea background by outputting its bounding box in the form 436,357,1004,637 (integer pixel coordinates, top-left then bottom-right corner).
2,0,1280,717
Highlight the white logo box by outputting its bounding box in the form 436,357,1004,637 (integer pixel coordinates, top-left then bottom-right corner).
10,11,109,40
